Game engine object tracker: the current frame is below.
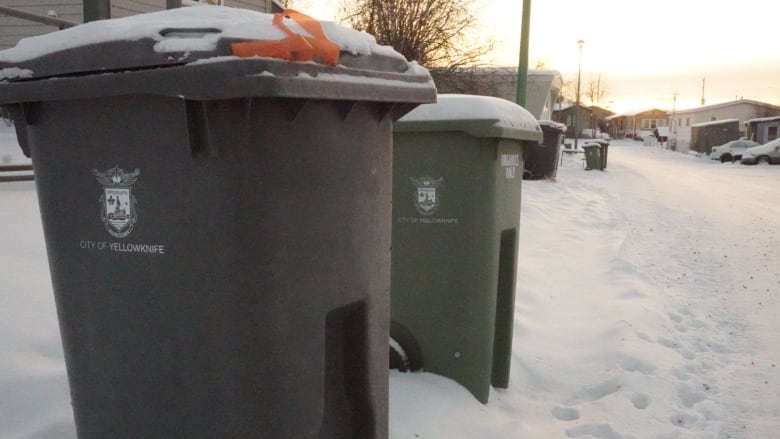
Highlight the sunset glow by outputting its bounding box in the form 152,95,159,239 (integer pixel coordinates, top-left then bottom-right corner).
302,0,780,114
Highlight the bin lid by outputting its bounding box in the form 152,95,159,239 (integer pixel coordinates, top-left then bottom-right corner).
0,6,435,105
538,120,566,134
394,94,542,141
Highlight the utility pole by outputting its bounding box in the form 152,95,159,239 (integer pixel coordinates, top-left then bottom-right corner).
671,92,679,134
574,39,584,151
701,77,706,106
515,0,532,107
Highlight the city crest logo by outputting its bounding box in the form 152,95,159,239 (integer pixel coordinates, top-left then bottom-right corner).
93,166,140,238
410,176,443,216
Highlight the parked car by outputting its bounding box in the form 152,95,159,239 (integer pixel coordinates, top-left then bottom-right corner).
710,139,759,162
741,138,780,165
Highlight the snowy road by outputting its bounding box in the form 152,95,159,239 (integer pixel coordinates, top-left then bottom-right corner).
494,143,780,439
599,145,780,438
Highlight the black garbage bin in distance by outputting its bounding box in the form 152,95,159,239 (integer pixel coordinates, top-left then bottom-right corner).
0,6,436,439
523,120,565,180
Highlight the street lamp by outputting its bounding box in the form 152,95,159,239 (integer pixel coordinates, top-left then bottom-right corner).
574,39,584,151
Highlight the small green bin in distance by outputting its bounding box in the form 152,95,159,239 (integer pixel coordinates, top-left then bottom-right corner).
582,143,603,170
390,94,542,404
0,7,436,439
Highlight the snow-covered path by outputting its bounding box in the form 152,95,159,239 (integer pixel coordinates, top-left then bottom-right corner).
596,145,780,438
391,141,780,439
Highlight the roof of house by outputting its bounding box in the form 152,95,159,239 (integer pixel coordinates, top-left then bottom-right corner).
691,118,740,128
674,98,780,115
606,109,667,119
746,115,780,124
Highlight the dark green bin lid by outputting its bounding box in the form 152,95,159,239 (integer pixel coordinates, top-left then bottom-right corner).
0,5,436,105
394,94,542,141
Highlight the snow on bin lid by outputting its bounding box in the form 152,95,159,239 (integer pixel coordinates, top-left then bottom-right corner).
538,120,566,132
0,6,431,85
395,94,542,141
0,6,435,105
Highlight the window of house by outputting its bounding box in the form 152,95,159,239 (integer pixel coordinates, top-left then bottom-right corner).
769,126,778,141
686,118,690,126
640,119,666,130
711,116,717,121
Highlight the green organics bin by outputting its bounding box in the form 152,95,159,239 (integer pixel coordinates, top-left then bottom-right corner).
390,94,542,403
582,143,603,170
0,7,436,439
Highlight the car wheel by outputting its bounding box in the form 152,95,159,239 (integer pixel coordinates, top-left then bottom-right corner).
758,156,771,165
720,154,731,163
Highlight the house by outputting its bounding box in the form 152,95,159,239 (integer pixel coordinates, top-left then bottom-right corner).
690,119,740,155
553,104,614,138
669,99,780,153
0,0,283,49
605,109,668,141
746,116,780,144
431,67,563,121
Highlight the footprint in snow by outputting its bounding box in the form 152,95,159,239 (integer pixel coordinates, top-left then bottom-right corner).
551,406,580,421
567,379,622,404
629,393,650,410
566,423,625,439
618,355,656,375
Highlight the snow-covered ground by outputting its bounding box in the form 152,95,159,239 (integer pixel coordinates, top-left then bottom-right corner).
2,129,779,438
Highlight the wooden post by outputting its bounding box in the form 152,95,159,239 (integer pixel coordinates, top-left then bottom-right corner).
83,0,111,22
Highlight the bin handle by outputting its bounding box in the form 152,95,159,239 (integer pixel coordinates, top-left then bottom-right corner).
230,9,340,66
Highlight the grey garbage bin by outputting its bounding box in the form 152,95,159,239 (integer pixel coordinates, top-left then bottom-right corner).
0,7,436,439
523,120,565,180
390,95,542,403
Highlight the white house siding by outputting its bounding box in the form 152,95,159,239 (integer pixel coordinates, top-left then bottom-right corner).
0,1,278,49
225,0,276,12
111,0,166,18
671,100,780,153
113,1,276,17
0,0,82,49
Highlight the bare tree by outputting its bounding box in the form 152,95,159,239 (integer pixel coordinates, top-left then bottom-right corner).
585,73,609,106
338,0,494,68
558,77,576,105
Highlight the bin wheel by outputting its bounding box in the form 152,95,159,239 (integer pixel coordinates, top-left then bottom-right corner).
389,337,411,372
389,320,423,372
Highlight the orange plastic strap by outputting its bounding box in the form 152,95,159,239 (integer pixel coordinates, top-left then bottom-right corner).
231,9,340,66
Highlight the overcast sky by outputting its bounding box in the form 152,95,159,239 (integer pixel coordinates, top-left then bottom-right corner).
299,0,780,113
